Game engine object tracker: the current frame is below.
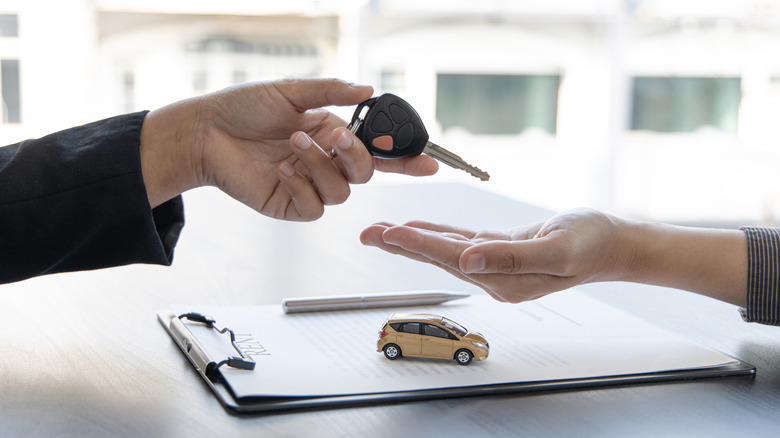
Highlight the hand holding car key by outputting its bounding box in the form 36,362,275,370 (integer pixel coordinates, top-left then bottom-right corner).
346,93,490,181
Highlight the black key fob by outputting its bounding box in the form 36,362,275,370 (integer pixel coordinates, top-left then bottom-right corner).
348,93,429,158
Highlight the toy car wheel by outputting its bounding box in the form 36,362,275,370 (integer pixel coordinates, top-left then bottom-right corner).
384,344,401,360
455,349,473,365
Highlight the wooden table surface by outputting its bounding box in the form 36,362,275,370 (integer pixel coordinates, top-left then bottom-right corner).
2,183,779,437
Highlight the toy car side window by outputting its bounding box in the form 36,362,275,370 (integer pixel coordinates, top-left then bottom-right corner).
389,323,402,331
400,323,420,334
423,324,452,339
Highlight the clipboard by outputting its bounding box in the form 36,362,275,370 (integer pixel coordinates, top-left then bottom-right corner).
157,291,755,415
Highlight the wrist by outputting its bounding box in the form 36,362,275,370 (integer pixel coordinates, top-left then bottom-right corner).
610,218,747,306
139,96,206,207
584,213,640,283
609,218,663,283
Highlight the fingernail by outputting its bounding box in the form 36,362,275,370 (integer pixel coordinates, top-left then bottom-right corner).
349,82,372,90
335,130,352,150
294,132,312,150
464,254,486,273
381,229,398,245
280,162,296,177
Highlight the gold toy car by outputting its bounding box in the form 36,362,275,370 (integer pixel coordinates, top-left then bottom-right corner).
377,313,489,365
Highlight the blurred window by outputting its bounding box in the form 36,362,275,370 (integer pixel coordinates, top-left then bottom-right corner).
0,14,18,37
436,73,560,135
631,77,741,133
1,59,20,123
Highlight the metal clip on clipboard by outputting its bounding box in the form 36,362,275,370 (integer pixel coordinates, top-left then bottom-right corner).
169,312,255,376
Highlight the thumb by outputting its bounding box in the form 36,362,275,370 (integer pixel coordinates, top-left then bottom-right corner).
459,239,566,275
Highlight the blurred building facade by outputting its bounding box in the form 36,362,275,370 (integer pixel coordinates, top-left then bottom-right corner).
4,0,780,224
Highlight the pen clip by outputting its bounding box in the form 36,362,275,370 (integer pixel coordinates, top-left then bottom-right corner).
176,312,256,373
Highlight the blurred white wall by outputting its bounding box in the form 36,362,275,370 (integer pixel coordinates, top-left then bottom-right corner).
4,0,780,225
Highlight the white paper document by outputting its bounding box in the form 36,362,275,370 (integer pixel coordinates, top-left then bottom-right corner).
171,290,738,399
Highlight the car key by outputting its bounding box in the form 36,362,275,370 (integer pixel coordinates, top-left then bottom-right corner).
347,93,490,181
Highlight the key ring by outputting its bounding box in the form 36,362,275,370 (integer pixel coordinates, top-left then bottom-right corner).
330,149,338,158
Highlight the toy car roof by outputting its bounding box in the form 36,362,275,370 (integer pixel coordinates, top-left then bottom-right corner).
387,313,444,323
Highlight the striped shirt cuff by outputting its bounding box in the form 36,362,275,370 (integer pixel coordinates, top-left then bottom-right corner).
740,227,780,325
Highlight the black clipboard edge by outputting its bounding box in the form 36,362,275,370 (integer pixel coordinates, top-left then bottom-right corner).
158,310,755,416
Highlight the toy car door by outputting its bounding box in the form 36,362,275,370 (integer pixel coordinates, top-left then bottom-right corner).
422,323,455,359
396,322,422,355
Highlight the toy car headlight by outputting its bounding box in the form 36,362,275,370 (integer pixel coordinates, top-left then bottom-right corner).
471,341,487,349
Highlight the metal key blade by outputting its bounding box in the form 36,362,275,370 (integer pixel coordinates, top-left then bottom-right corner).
423,141,490,181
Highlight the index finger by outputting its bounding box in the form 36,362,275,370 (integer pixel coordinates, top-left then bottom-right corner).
381,225,473,272
400,220,479,240
276,78,374,110
329,127,374,184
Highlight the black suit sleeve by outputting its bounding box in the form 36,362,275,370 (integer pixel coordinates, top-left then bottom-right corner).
0,111,184,284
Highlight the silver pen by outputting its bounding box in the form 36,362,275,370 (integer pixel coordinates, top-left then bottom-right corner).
282,290,470,314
